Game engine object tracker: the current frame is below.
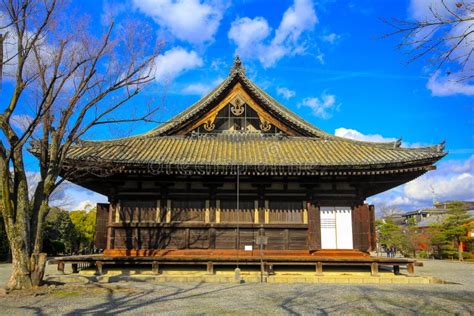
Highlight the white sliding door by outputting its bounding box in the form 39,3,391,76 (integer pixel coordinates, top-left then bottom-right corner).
320,206,353,249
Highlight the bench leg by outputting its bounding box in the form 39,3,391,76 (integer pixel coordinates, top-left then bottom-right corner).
207,262,214,275
371,262,379,276
152,261,160,275
72,263,79,274
95,261,103,276
57,261,65,274
393,265,400,275
316,262,323,276
407,262,415,275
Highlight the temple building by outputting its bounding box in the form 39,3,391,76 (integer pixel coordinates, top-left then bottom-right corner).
49,57,446,275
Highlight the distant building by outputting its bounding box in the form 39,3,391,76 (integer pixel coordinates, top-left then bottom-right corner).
415,202,474,254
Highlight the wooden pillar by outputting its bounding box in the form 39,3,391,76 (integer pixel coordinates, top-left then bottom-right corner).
254,200,259,224
303,201,308,224
166,200,172,223
209,228,216,249
307,201,321,251
370,262,379,276
57,261,65,274
393,265,400,275
264,200,270,224
205,200,210,223
215,200,221,223
107,202,115,250
315,262,323,275
185,228,190,249
95,261,104,276
152,261,160,275
258,186,265,224
369,204,376,251
156,200,161,223
207,262,214,275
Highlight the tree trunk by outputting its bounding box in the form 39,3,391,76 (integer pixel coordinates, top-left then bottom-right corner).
7,237,33,290
458,240,464,262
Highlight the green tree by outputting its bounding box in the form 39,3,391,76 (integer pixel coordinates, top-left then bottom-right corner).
441,202,473,261
69,208,96,252
42,208,79,255
376,219,405,255
400,217,420,258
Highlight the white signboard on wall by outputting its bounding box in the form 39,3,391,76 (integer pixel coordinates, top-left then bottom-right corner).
320,207,353,249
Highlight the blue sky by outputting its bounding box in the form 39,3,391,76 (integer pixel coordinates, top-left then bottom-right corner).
11,0,474,211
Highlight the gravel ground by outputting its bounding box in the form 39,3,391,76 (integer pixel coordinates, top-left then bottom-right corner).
0,260,472,315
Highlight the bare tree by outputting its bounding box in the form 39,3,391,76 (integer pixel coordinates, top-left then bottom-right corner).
0,0,160,289
384,0,474,81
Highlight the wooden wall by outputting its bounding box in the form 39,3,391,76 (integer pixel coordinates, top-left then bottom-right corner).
95,176,375,252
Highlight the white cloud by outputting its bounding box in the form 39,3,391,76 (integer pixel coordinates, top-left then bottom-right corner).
153,47,203,83
335,127,398,143
299,93,338,119
228,17,271,57
369,156,474,210
427,71,474,96
321,32,340,44
132,0,227,44
73,200,97,211
24,172,107,210
277,87,296,99
228,0,317,67
182,77,223,95
182,83,212,95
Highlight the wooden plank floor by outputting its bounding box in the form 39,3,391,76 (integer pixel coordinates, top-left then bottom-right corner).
50,249,414,264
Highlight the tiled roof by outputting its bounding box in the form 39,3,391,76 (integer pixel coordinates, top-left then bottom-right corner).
63,133,445,170
46,57,446,172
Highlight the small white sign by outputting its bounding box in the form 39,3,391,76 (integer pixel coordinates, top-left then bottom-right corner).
244,245,253,251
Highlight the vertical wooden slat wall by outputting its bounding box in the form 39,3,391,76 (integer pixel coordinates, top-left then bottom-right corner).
352,204,371,252
95,203,109,250
307,202,321,251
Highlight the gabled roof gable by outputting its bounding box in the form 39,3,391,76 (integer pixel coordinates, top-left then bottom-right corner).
145,57,332,138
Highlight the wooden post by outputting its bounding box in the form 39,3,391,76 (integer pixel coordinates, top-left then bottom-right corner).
156,200,161,222
316,262,323,275
166,200,172,223
393,265,400,275
303,201,308,224
370,262,379,276
96,261,104,276
407,262,415,275
152,261,160,275
205,200,210,223
72,263,79,274
264,200,269,224
207,262,214,275
215,200,221,223
107,203,114,250
307,202,321,251
254,200,259,224
57,261,65,274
